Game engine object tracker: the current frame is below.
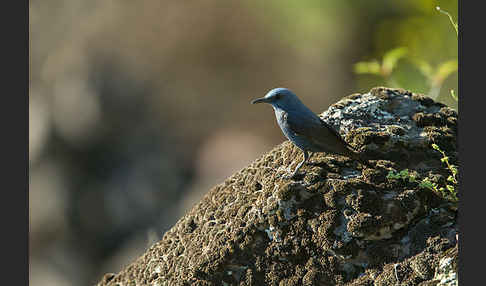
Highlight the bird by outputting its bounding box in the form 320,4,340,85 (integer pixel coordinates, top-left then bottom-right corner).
251,87,361,178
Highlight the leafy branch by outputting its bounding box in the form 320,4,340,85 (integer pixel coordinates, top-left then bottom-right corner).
354,5,458,103
354,47,408,81
412,58,458,99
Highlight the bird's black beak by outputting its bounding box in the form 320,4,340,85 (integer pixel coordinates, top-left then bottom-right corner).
251,97,270,104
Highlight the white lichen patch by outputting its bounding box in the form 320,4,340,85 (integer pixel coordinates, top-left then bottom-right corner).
321,92,390,134
341,168,362,179
434,257,457,286
320,91,435,151
265,225,282,242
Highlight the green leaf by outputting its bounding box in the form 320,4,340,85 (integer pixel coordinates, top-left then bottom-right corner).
410,58,434,80
419,179,436,190
450,165,458,175
398,169,409,178
433,60,458,86
354,61,381,75
450,89,458,101
382,47,408,76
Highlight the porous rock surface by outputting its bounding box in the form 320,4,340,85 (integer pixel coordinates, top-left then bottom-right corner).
98,87,458,286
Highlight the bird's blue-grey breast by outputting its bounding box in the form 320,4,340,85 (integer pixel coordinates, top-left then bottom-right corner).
251,88,357,158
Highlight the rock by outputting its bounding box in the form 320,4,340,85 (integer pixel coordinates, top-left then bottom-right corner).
97,87,458,285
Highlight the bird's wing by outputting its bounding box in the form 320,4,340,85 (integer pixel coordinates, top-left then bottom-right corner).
285,113,356,155
318,118,358,152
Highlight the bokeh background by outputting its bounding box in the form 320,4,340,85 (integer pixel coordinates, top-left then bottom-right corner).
29,0,458,285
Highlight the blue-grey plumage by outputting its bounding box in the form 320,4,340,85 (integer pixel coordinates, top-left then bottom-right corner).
251,88,359,178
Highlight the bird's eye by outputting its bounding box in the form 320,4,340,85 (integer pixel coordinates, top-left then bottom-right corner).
275,94,281,100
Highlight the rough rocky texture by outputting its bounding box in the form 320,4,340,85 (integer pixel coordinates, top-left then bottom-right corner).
97,87,458,286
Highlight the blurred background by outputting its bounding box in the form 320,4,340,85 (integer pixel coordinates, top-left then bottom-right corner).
29,0,458,285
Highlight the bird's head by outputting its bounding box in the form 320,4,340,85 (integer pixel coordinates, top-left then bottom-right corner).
251,88,302,110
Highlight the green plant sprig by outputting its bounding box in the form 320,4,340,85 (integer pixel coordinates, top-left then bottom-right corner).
436,6,458,37
386,169,417,183
436,6,459,102
419,143,458,202
386,144,458,202
432,143,458,185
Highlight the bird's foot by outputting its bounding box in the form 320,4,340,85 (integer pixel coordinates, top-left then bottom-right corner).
283,155,307,180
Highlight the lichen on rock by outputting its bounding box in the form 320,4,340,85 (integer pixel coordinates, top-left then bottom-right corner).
97,87,458,286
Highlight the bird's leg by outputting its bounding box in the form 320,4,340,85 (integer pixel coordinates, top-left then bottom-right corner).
285,150,309,179
292,150,309,176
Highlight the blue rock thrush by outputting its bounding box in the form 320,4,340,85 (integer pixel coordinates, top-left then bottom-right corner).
251,87,360,178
